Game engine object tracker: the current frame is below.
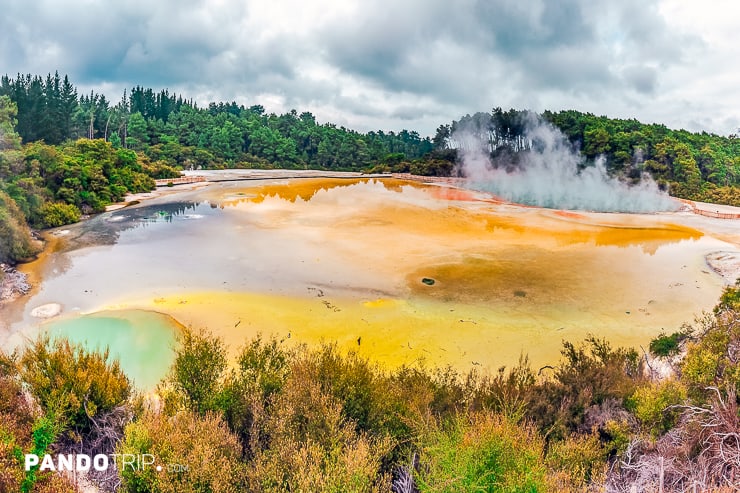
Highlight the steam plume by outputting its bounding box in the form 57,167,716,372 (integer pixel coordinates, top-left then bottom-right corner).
456,117,679,213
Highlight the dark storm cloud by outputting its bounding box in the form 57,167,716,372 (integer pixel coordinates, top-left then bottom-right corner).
0,0,715,134
472,0,594,54
2,0,256,86
323,0,694,103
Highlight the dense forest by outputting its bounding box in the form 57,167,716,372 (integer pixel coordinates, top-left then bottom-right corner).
1,284,739,492
0,72,434,170
392,108,739,205
1,72,739,269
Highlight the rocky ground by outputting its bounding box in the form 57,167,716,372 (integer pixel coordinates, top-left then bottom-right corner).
705,251,740,285
0,263,30,302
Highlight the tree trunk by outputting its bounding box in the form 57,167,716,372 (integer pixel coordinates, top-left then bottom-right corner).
104,114,112,142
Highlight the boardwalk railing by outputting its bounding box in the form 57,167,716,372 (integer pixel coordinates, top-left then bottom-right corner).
676,198,740,219
154,176,207,187
391,173,466,186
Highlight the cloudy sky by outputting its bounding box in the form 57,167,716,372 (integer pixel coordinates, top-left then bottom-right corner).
1,0,738,136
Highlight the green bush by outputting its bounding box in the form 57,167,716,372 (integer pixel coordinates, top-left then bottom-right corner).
19,336,131,433
247,376,391,492
218,335,291,453
415,413,553,492
716,281,740,312
681,310,740,398
119,410,246,493
0,190,40,263
649,330,689,357
169,328,227,415
598,418,633,460
304,344,390,434
627,380,687,436
473,356,535,423
546,433,606,488
527,336,643,439
39,202,80,228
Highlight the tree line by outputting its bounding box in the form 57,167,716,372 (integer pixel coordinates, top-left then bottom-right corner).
422,108,740,205
0,95,176,269
4,72,739,203
1,72,434,171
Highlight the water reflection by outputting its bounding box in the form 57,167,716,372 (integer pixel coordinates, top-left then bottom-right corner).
211,178,704,254
48,201,203,254
212,178,427,206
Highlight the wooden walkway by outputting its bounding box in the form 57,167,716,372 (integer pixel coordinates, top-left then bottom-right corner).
676,198,740,219
392,173,466,186
154,176,207,187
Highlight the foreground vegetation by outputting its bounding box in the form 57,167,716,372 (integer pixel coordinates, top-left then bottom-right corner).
1,283,739,492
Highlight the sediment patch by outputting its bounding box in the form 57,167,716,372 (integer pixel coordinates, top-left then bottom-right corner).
0,263,30,302
706,251,740,284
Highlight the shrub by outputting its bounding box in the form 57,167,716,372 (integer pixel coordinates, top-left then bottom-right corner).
414,413,554,492
0,190,40,263
219,335,291,454
119,410,246,493
473,356,535,423
38,202,80,228
300,344,395,436
0,350,75,493
247,375,391,492
628,380,687,437
384,366,440,441
528,336,643,439
235,334,290,400
169,328,227,415
19,336,131,434
716,280,740,312
680,311,740,397
603,418,632,457
546,433,607,488
649,330,689,357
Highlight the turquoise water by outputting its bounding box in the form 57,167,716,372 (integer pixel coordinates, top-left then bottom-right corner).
43,310,180,390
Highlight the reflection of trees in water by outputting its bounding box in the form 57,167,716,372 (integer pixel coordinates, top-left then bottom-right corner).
130,202,201,225
215,178,419,207
54,201,203,251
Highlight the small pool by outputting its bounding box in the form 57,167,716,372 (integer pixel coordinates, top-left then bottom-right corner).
43,309,181,389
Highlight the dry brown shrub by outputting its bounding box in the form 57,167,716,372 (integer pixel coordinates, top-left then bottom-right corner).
609,388,740,492
118,409,246,493
0,351,76,492
247,372,392,492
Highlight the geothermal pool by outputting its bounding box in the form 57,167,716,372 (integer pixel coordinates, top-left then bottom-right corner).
1,175,736,388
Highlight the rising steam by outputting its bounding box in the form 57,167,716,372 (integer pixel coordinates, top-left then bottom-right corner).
456,118,679,213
